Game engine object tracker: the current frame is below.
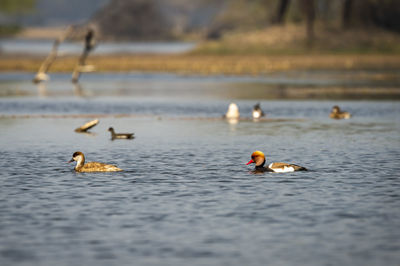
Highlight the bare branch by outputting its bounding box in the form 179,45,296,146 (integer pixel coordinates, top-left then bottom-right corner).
32,26,74,84
72,28,96,83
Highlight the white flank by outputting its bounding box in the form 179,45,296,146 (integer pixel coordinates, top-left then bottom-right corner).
269,163,295,173
252,110,261,118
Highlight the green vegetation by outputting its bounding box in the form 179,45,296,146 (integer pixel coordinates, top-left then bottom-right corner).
192,24,400,55
189,0,400,55
0,0,36,36
0,25,21,36
0,0,36,14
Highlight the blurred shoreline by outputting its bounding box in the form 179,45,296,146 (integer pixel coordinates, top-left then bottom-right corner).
13,26,67,40
1,53,400,74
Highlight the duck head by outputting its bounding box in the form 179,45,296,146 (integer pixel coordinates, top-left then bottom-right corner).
68,151,85,166
253,103,261,111
246,151,266,167
108,127,114,132
331,105,340,113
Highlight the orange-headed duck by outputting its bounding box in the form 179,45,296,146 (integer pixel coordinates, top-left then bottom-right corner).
246,151,307,173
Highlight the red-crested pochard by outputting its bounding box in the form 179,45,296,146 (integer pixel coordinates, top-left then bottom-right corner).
246,151,307,173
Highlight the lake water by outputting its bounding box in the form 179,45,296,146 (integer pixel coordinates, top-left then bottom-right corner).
0,72,400,266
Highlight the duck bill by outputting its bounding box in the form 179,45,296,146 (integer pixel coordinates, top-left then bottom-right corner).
246,159,254,165
67,159,74,163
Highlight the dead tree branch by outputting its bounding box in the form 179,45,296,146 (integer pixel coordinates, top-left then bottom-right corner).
71,28,96,83
32,26,74,84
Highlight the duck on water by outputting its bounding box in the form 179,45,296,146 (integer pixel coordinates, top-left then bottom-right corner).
252,103,265,119
108,127,134,140
68,151,123,172
330,105,351,119
246,151,307,173
224,103,240,119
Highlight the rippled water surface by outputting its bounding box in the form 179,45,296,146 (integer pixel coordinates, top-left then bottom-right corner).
0,73,400,266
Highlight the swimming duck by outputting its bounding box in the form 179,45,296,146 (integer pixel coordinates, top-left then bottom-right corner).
252,103,265,119
246,151,307,173
224,103,240,119
68,151,122,172
329,105,351,119
108,127,134,140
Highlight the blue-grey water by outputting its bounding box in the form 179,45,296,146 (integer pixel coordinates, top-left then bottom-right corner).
0,72,400,266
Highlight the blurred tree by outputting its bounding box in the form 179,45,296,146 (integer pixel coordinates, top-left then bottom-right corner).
300,0,315,46
338,0,400,32
342,0,353,29
364,0,400,32
90,0,400,41
0,0,36,14
272,0,291,24
93,0,172,40
0,0,37,36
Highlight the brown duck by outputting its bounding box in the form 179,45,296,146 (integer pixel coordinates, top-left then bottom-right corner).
330,105,351,119
68,151,122,172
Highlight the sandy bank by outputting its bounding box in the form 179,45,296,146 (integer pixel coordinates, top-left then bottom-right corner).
1,54,400,74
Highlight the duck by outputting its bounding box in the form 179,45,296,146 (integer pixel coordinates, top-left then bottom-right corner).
252,103,265,119
224,103,240,119
329,105,351,119
108,127,134,140
68,151,123,172
246,151,307,173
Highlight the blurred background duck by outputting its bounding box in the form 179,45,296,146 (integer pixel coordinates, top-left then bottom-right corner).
68,151,122,172
224,102,240,119
108,127,134,140
246,151,307,173
252,103,265,119
330,105,351,119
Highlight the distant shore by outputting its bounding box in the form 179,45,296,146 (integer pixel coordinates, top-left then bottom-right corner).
2,24,399,75
1,53,400,75
12,26,68,40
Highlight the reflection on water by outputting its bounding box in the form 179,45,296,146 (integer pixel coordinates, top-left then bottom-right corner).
0,72,399,266
0,71,399,100
226,117,239,125
37,82,47,97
